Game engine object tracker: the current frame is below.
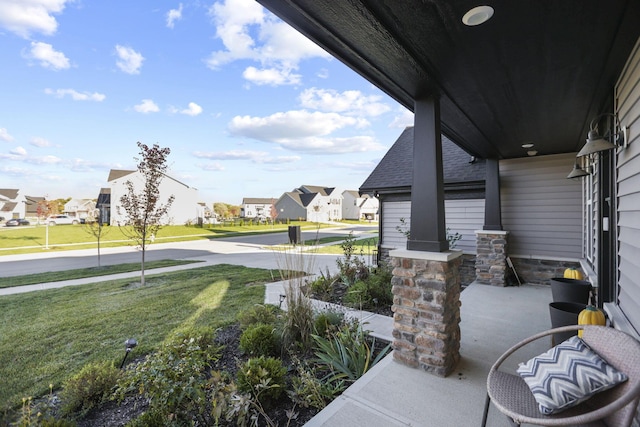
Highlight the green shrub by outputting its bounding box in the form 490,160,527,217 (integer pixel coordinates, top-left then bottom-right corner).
342,264,393,310
291,360,346,410
239,323,277,357
237,304,280,329
60,361,121,417
125,408,167,427
312,320,391,383
314,311,344,337
308,268,336,300
281,285,315,353
236,356,287,404
114,332,219,424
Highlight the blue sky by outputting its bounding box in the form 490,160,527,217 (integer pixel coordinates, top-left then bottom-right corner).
0,0,413,204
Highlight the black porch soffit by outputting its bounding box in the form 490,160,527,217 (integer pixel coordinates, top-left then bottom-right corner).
257,0,640,160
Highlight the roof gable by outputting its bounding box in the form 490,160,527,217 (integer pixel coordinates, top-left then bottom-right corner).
108,169,136,182
360,127,486,193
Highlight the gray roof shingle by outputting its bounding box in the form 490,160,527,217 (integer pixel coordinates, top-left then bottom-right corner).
360,127,486,194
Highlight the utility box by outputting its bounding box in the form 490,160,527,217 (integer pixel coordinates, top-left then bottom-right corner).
288,225,301,245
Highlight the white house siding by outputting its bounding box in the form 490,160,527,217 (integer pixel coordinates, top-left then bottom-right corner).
499,153,582,259
615,36,640,336
381,199,484,254
109,172,199,225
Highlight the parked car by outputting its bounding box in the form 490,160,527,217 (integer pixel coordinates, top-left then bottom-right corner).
5,218,30,227
46,215,79,226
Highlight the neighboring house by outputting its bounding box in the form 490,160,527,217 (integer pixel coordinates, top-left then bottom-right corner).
64,199,96,220
0,189,22,219
342,190,379,221
24,196,46,219
240,198,275,219
360,127,486,283
275,185,343,222
103,169,200,226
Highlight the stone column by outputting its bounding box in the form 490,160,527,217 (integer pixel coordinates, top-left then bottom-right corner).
475,230,509,286
390,249,463,377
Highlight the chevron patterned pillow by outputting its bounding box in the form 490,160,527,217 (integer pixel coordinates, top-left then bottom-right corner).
517,335,628,415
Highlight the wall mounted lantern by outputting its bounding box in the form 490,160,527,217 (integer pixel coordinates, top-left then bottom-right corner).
577,113,628,157
568,113,630,179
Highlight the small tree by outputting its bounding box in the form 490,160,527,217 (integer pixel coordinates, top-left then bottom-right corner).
269,198,278,226
117,142,175,285
83,209,110,267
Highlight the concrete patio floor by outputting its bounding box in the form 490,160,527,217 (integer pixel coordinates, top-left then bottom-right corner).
274,282,555,427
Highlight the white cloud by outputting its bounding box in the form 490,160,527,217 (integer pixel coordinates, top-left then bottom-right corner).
166,3,183,28
30,137,51,147
299,88,391,117
205,0,329,86
11,146,27,156
0,128,14,142
181,102,203,116
26,41,70,70
194,150,267,160
389,107,414,129
115,45,144,74
200,162,225,171
228,110,384,154
27,154,61,165
44,88,106,101
261,155,301,164
0,0,69,38
242,66,301,86
134,99,160,113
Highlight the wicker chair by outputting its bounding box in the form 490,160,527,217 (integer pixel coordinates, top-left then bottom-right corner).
481,325,640,426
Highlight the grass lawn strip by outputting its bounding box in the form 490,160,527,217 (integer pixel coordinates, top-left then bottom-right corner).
0,263,275,410
0,259,203,289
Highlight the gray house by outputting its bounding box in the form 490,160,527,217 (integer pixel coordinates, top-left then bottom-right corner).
360,127,486,283
275,185,342,222
259,0,640,400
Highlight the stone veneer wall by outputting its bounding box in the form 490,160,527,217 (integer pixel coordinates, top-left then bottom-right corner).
475,230,508,286
381,248,476,287
508,257,583,285
390,249,463,377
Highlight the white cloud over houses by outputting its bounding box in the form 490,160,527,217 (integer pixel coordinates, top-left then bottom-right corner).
194,149,302,164
200,162,225,171
115,45,144,74
205,0,329,86
0,0,69,38
44,88,106,101
26,41,70,70
0,128,14,142
166,3,183,28
30,137,51,147
299,88,391,117
227,110,383,153
134,99,160,113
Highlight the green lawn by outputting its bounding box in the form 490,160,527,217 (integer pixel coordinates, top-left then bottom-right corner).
314,237,379,254
0,222,329,256
0,259,203,289
0,264,276,410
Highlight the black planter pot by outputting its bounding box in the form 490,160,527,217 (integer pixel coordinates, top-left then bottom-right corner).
549,301,587,344
549,277,592,305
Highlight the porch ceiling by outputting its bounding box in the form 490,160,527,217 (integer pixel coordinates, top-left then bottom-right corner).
257,0,640,159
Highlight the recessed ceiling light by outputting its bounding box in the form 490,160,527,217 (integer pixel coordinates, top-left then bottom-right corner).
462,6,494,26
521,143,534,149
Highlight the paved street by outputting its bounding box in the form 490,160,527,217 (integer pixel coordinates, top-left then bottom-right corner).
0,225,377,295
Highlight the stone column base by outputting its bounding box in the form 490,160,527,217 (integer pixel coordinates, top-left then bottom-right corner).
389,249,463,377
475,230,509,286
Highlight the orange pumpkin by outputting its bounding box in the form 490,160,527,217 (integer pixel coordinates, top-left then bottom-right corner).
578,305,606,337
564,267,584,280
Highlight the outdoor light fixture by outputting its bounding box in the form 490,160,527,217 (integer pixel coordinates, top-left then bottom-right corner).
462,5,494,26
577,113,628,157
567,160,589,179
119,338,138,369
